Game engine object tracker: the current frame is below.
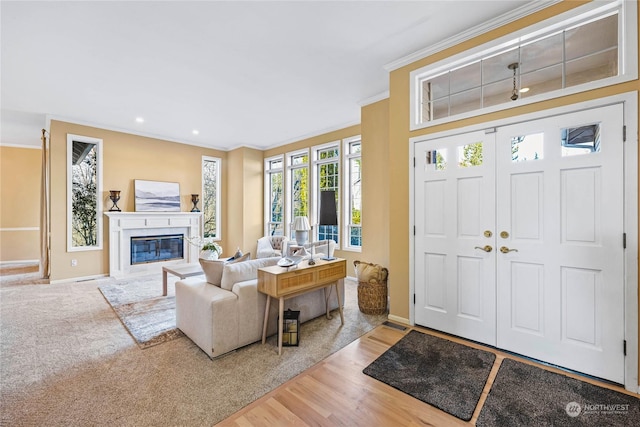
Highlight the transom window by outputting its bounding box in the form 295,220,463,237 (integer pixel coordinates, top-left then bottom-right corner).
411,0,636,130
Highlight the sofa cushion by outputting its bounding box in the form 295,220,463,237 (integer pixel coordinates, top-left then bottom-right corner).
220,257,280,291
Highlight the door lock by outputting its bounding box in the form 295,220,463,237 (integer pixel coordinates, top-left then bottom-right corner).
475,245,493,253
484,230,493,238
500,231,510,239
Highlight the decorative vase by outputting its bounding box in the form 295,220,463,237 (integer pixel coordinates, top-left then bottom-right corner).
200,250,219,260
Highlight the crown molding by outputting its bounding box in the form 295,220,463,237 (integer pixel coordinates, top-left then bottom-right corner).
45,114,230,152
384,0,562,72
264,119,361,151
358,91,389,107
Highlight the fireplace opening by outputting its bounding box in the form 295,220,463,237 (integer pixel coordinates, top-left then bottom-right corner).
130,234,184,265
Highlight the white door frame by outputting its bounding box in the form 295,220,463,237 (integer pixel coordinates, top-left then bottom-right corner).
408,91,638,392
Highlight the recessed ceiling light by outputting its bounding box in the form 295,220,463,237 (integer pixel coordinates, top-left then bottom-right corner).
135,117,144,123
519,87,530,93
192,130,199,135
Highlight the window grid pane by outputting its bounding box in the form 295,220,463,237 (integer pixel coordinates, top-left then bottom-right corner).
346,139,362,249
269,170,283,234
418,12,619,124
203,158,219,238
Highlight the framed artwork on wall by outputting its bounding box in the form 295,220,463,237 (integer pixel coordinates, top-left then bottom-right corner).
134,179,181,212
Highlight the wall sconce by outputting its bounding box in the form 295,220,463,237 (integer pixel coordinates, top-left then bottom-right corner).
191,194,200,212
318,190,338,260
109,190,121,211
292,216,311,245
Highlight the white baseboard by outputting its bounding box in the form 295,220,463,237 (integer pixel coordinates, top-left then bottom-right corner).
49,273,108,285
387,314,410,326
0,259,39,265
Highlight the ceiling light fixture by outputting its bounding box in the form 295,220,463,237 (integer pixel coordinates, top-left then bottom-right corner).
192,130,199,135
135,117,144,123
508,62,519,101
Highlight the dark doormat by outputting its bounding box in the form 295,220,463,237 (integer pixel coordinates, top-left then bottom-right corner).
363,330,496,421
476,358,640,426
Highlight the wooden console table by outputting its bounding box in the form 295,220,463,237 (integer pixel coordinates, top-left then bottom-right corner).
258,258,346,355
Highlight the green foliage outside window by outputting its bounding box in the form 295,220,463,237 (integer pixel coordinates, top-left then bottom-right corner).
71,147,97,246
203,159,218,238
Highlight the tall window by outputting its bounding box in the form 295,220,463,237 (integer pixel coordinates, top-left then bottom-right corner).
287,151,309,236
314,143,339,244
202,156,221,239
265,156,284,235
344,137,361,249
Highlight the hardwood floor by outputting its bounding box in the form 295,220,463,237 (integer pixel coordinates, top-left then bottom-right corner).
217,323,635,427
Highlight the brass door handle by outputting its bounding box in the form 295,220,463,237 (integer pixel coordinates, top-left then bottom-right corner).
500,246,518,254
475,245,493,253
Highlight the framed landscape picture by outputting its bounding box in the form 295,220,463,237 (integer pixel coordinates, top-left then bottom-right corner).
134,180,181,212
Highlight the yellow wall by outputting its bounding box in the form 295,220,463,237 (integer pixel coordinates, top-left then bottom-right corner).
48,120,226,281
387,1,640,324
226,146,264,257
0,146,41,262
361,99,390,272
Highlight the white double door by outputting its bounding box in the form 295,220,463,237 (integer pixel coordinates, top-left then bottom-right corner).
414,104,625,383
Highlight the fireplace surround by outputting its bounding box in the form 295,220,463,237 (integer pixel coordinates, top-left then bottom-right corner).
105,212,202,278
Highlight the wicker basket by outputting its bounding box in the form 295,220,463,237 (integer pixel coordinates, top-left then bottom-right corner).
354,261,389,315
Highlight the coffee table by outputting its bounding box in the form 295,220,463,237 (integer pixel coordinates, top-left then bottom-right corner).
162,264,203,296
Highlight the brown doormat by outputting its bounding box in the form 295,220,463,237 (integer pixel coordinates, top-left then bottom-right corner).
477,358,640,426
363,330,496,421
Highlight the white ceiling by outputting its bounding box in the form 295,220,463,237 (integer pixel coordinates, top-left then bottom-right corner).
1,1,543,150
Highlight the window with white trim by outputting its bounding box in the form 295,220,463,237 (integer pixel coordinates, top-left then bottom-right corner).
411,0,637,129
202,156,221,239
287,150,309,236
265,156,284,236
313,143,340,244
344,137,361,250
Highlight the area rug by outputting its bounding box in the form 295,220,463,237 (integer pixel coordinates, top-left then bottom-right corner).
98,277,184,348
476,358,640,426
363,329,496,421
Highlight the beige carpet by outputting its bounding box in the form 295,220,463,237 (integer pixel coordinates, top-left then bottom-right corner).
0,270,386,426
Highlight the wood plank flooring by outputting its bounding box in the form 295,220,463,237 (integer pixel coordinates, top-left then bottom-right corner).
217,323,635,427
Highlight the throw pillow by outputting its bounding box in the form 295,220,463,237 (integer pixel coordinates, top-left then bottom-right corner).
199,258,227,286
354,261,385,283
257,237,276,257
220,256,279,291
229,252,251,264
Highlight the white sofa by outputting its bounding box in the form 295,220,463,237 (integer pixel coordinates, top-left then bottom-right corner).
175,256,345,358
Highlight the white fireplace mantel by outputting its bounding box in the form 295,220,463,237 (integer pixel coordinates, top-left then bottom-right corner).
105,212,202,278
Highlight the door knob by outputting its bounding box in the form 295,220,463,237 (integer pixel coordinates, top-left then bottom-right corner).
475,245,493,253
500,246,518,254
